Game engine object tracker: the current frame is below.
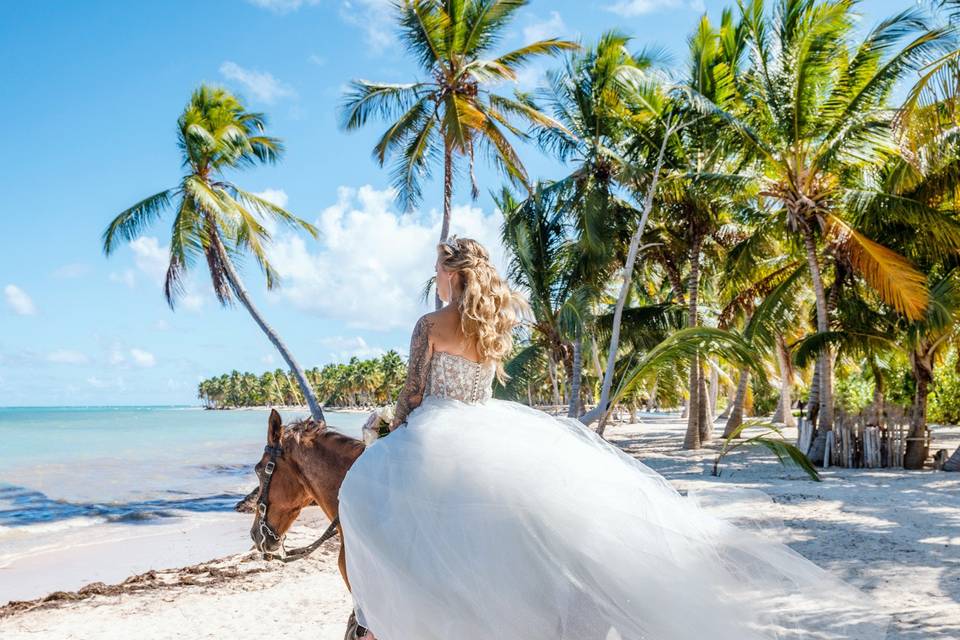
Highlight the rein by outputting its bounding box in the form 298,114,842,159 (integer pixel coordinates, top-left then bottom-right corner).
256,442,341,562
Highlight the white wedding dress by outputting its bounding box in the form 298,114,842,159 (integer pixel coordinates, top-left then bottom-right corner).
338,351,888,640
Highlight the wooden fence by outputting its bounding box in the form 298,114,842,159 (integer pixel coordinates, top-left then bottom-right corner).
796,406,930,469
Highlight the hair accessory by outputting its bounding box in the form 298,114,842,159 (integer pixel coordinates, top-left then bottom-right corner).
441,236,461,252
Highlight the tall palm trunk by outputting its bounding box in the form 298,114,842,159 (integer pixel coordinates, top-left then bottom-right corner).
437,140,454,310
708,363,719,417
722,369,749,438
801,225,834,462
806,360,821,426
698,364,712,442
548,355,561,409
683,232,704,449
717,373,735,419
567,335,583,418
213,232,325,422
774,334,796,428
582,129,671,435
906,349,934,469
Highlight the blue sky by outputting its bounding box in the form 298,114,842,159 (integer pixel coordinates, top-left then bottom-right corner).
0,0,913,406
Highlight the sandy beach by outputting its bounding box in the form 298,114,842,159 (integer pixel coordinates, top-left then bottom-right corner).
2,414,958,640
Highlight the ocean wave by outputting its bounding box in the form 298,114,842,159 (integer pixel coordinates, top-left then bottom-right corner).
0,515,106,538
0,483,245,530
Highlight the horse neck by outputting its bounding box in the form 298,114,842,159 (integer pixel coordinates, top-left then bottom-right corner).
285,429,363,517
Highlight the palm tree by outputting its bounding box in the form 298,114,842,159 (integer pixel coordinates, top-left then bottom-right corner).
525,32,676,431
339,0,576,307
498,183,601,416
692,0,949,461
661,8,752,449
103,85,325,421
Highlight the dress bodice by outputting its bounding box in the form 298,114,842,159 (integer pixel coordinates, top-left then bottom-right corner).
426,351,495,404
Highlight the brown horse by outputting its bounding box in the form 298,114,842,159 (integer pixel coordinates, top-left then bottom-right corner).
250,409,364,594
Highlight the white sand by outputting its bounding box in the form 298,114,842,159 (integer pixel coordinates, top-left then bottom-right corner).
2,415,958,640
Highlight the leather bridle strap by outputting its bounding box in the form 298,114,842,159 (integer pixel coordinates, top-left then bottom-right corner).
257,442,341,562
256,443,285,547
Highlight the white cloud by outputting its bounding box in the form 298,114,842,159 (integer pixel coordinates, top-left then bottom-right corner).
247,0,320,13
255,188,289,209
109,345,127,366
87,376,124,389
606,0,697,16
53,263,91,279
318,335,385,361
220,61,296,104
522,11,566,44
254,188,289,236
129,236,168,284
180,293,205,312
507,12,571,91
130,348,157,368
308,54,326,66
4,285,36,316
261,353,276,366
266,184,507,331
340,0,397,52
47,350,89,365
110,269,137,288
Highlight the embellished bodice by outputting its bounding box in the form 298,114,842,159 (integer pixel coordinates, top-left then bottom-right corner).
426,351,496,404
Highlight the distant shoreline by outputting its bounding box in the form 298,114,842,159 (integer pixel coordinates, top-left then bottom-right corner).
202,405,371,414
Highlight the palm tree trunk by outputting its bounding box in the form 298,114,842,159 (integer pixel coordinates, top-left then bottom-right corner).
582,129,671,435
548,356,561,410
567,335,583,418
801,225,833,463
717,372,734,419
775,334,796,428
722,369,750,438
698,363,712,443
906,350,934,469
437,140,454,310
684,231,704,450
213,233,325,422
708,362,719,417
806,359,821,427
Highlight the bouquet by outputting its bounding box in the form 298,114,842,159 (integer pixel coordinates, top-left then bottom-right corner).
362,405,395,445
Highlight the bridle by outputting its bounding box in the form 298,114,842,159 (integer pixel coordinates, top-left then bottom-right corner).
255,441,341,562
255,443,285,551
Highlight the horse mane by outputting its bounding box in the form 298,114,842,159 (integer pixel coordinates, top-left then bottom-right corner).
283,417,364,454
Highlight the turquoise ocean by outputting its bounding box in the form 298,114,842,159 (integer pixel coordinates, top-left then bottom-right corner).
0,406,366,601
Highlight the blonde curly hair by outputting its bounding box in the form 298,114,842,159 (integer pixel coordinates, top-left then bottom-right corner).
437,237,527,382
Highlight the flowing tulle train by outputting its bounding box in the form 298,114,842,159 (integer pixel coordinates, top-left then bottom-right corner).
338,397,888,640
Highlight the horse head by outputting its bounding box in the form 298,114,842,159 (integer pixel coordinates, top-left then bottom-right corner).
249,409,315,554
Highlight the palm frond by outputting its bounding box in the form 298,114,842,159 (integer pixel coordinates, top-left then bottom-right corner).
103,190,173,254
827,214,929,320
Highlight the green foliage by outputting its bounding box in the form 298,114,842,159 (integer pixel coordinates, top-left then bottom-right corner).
197,351,407,410
104,85,317,308
835,374,875,413
929,349,960,424
750,374,779,416
339,0,576,210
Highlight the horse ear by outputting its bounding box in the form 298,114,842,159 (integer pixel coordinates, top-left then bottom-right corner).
268,409,282,445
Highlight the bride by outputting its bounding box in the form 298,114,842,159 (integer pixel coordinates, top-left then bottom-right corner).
338,237,887,640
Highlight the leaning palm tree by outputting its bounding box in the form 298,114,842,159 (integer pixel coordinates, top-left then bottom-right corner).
339,0,576,308
103,85,325,421
690,0,951,461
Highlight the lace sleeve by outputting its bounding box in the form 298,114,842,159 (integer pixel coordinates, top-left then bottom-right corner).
390,315,434,429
